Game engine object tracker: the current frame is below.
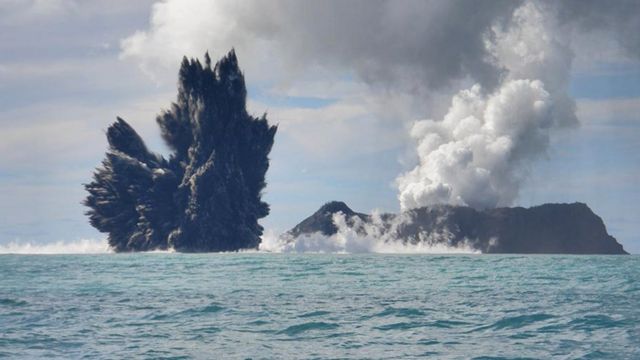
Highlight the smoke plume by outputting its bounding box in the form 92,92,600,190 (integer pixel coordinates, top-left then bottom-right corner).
397,3,576,210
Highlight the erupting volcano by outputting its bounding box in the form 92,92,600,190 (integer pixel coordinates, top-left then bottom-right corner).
84,50,277,252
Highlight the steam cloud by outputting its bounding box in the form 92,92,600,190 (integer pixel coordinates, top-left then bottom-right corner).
398,3,576,209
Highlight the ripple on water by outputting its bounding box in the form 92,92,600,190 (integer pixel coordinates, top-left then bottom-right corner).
277,322,339,336
569,314,626,331
298,310,331,318
188,326,220,334
469,313,556,332
374,321,424,331
144,303,224,321
471,357,538,360
0,298,28,307
373,319,471,332
247,319,270,326
360,306,431,321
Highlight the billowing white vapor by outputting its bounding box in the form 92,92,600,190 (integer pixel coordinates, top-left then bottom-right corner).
397,3,577,210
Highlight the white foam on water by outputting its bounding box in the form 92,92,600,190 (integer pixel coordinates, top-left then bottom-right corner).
259,213,480,254
260,232,479,254
0,219,479,255
0,239,112,254
142,247,177,254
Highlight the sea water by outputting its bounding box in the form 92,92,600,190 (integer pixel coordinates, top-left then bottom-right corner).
1,254,638,359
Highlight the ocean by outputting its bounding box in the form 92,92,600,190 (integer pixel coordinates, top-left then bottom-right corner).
1,254,638,359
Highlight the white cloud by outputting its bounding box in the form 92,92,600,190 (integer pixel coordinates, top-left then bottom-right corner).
0,117,101,168
0,90,174,171
0,0,156,26
397,3,577,210
249,89,414,160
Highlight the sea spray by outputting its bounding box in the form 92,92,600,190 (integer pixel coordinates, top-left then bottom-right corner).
260,212,480,254
0,239,111,254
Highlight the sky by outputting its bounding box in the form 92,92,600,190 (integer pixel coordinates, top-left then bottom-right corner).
0,0,639,253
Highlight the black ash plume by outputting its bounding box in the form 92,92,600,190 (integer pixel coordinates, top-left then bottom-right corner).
84,50,277,252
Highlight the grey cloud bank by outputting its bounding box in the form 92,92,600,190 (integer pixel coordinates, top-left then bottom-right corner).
120,0,640,91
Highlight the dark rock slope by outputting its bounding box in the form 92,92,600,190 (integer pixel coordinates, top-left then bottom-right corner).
84,50,277,252
287,201,627,254
288,201,369,238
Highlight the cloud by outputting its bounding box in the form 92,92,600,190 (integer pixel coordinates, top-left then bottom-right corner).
117,0,640,216
0,91,175,245
0,117,101,169
0,0,77,24
120,0,640,92
397,3,577,209
553,0,640,60
118,0,639,168
0,90,174,172
0,0,157,26
249,92,409,159
120,0,524,92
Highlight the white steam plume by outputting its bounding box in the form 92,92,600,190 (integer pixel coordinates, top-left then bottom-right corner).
397,3,577,210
